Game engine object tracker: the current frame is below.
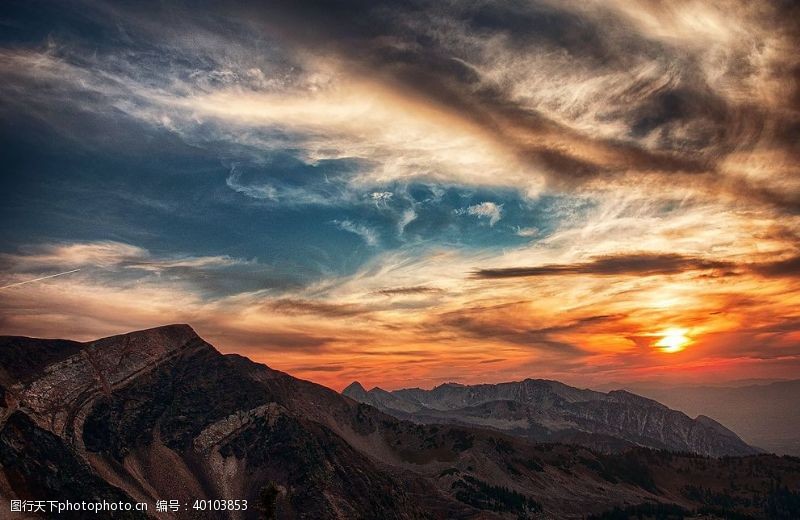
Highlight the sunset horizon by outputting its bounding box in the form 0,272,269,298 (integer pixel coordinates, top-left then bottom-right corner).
2,1,799,395
3,2,800,518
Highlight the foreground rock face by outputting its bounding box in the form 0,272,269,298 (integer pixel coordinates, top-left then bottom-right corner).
343,379,759,457
2,325,799,520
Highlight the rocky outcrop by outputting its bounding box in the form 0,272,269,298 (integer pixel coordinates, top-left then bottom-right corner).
9,325,202,437
344,379,759,457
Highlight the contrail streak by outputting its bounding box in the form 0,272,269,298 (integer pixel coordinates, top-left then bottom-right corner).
0,268,81,290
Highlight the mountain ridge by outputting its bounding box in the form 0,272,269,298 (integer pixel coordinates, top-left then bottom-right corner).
343,377,758,457
623,380,800,456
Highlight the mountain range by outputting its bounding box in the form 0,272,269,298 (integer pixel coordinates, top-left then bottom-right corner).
342,380,758,457
2,325,799,519
619,381,800,456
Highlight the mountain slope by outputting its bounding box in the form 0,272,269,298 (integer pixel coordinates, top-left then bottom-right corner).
1,325,798,519
625,380,800,456
343,379,758,457
1,326,437,519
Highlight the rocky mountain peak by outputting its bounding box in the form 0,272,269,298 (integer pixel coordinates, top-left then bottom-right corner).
434,382,465,389
89,323,200,348
2,324,211,436
605,389,667,408
343,381,367,398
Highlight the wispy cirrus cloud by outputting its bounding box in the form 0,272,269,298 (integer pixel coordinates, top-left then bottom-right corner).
462,202,503,226
0,241,247,273
0,241,283,300
332,220,379,247
269,298,368,318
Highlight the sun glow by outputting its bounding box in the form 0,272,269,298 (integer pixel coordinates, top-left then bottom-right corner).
655,328,691,353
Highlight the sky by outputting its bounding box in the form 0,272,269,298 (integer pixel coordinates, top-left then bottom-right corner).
1,0,799,391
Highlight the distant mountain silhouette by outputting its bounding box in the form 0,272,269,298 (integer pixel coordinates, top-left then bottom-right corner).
2,325,799,519
621,380,800,456
343,379,758,457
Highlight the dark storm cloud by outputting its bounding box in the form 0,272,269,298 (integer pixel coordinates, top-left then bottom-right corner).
473,253,735,279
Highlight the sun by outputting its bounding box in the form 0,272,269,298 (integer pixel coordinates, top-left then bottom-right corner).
655,327,691,353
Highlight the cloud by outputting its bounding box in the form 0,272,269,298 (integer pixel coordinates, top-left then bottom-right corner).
332,220,379,246
4,0,798,211
0,241,247,273
0,241,277,300
370,191,393,204
270,298,367,318
289,364,345,373
0,241,148,270
398,208,417,234
753,254,800,278
473,251,800,280
206,327,337,353
460,202,503,226
223,160,362,206
431,305,617,356
515,227,539,238
473,253,734,279
1,1,800,389
226,166,278,201
373,286,443,296
214,0,800,211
